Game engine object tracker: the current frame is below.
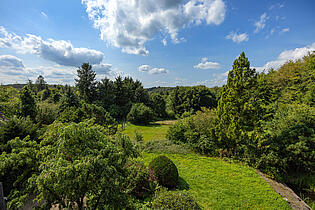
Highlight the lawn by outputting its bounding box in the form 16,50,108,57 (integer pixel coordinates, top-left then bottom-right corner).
140,153,290,209
122,120,175,142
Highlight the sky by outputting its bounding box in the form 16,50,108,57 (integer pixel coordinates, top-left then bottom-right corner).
0,0,314,87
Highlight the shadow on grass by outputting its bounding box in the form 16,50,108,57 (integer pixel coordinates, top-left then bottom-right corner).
177,176,190,190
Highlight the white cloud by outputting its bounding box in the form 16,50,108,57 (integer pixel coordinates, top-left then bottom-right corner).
0,26,104,66
280,27,290,34
194,57,220,69
225,32,249,43
256,42,315,72
138,64,169,74
254,13,268,33
162,39,167,46
82,0,226,55
41,11,48,18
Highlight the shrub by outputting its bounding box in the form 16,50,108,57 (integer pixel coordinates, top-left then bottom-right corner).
148,155,178,188
0,115,38,152
36,102,59,125
125,161,157,199
144,140,191,154
152,189,200,210
127,103,154,125
167,108,218,156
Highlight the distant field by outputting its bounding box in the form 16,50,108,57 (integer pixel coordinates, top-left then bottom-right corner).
122,120,176,142
140,153,290,209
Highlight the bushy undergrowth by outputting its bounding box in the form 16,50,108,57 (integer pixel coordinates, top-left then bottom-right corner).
125,161,157,199
144,139,191,154
148,155,179,188
167,108,218,156
152,189,200,210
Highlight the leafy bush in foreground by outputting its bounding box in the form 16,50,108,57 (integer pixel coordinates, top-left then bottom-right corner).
125,161,157,199
148,155,178,188
152,189,200,210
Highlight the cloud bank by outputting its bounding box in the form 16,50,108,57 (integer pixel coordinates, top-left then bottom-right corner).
194,57,220,69
256,42,315,72
0,26,104,66
82,0,226,55
138,64,169,74
225,31,249,43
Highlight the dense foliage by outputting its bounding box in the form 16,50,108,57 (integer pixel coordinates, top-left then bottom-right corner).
148,155,179,188
127,103,154,125
170,85,217,118
152,189,200,210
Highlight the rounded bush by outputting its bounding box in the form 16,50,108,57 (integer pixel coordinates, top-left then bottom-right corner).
152,190,200,210
148,155,178,188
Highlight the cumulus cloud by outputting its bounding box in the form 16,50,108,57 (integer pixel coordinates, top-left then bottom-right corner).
225,31,249,43
0,26,104,66
254,13,268,33
82,0,226,55
138,64,169,74
194,57,220,69
280,27,290,34
255,42,315,72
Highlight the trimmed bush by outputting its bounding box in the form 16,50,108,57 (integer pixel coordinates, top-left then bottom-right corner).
152,189,200,210
148,155,178,188
127,103,154,125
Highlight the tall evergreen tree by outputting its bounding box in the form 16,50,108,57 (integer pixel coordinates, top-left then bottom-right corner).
19,86,37,120
35,75,47,92
215,52,259,155
75,63,96,103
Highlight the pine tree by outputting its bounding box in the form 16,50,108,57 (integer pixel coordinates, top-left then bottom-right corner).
75,63,96,103
20,86,37,120
215,52,259,155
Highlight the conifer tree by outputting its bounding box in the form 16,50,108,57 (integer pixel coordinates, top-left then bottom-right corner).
19,86,37,120
75,63,96,103
215,52,259,155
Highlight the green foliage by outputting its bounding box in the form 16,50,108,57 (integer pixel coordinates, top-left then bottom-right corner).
125,161,157,199
257,103,315,175
170,85,217,118
127,103,154,125
58,103,115,129
59,85,79,112
148,155,179,188
152,189,200,210
35,102,59,125
144,140,191,154
35,75,47,93
215,52,263,156
75,63,97,103
167,108,218,155
0,86,20,117
0,116,38,152
0,136,40,209
149,92,167,118
19,86,36,120
36,121,137,209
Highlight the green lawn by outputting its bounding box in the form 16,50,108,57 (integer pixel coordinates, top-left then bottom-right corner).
122,121,175,142
140,153,290,210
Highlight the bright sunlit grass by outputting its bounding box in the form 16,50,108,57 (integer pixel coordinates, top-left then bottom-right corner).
140,153,291,209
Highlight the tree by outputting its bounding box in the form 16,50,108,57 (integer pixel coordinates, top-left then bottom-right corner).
19,86,37,120
75,63,97,103
127,103,154,125
150,93,166,118
35,75,47,93
215,52,259,155
36,121,137,209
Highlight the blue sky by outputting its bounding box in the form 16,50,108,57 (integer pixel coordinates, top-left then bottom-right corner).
0,0,314,87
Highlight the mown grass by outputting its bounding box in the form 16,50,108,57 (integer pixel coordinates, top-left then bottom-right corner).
140,153,291,209
122,121,175,142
